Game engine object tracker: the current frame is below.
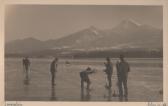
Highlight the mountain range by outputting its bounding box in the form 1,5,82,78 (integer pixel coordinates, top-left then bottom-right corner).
5,19,163,56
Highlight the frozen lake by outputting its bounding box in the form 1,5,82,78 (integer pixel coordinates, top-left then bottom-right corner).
5,58,163,101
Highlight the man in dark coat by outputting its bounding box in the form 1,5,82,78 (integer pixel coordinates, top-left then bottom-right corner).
50,58,58,85
104,57,113,89
80,67,95,90
116,55,130,101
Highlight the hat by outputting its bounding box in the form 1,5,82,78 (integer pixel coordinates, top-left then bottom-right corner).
54,57,58,61
106,57,110,61
119,54,124,59
86,67,91,70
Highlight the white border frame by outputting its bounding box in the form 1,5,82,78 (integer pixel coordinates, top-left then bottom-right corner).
1,0,168,106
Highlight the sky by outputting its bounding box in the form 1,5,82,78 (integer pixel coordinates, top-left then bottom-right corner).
5,5,163,42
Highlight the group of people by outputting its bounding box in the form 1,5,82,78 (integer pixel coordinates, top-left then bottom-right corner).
22,54,130,101
79,54,130,101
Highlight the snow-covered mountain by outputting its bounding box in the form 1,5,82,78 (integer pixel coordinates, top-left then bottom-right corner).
46,26,105,49
5,19,162,54
94,19,163,50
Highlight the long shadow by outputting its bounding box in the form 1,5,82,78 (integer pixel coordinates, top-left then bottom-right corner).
118,95,128,102
103,88,112,101
23,75,30,85
103,87,129,102
50,85,57,101
23,83,29,96
107,88,112,101
80,88,91,101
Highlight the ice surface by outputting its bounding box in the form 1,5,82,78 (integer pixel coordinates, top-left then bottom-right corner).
5,58,163,101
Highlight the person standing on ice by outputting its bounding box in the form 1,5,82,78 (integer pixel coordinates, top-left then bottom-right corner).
22,57,31,84
116,54,130,101
50,57,58,86
104,57,113,89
